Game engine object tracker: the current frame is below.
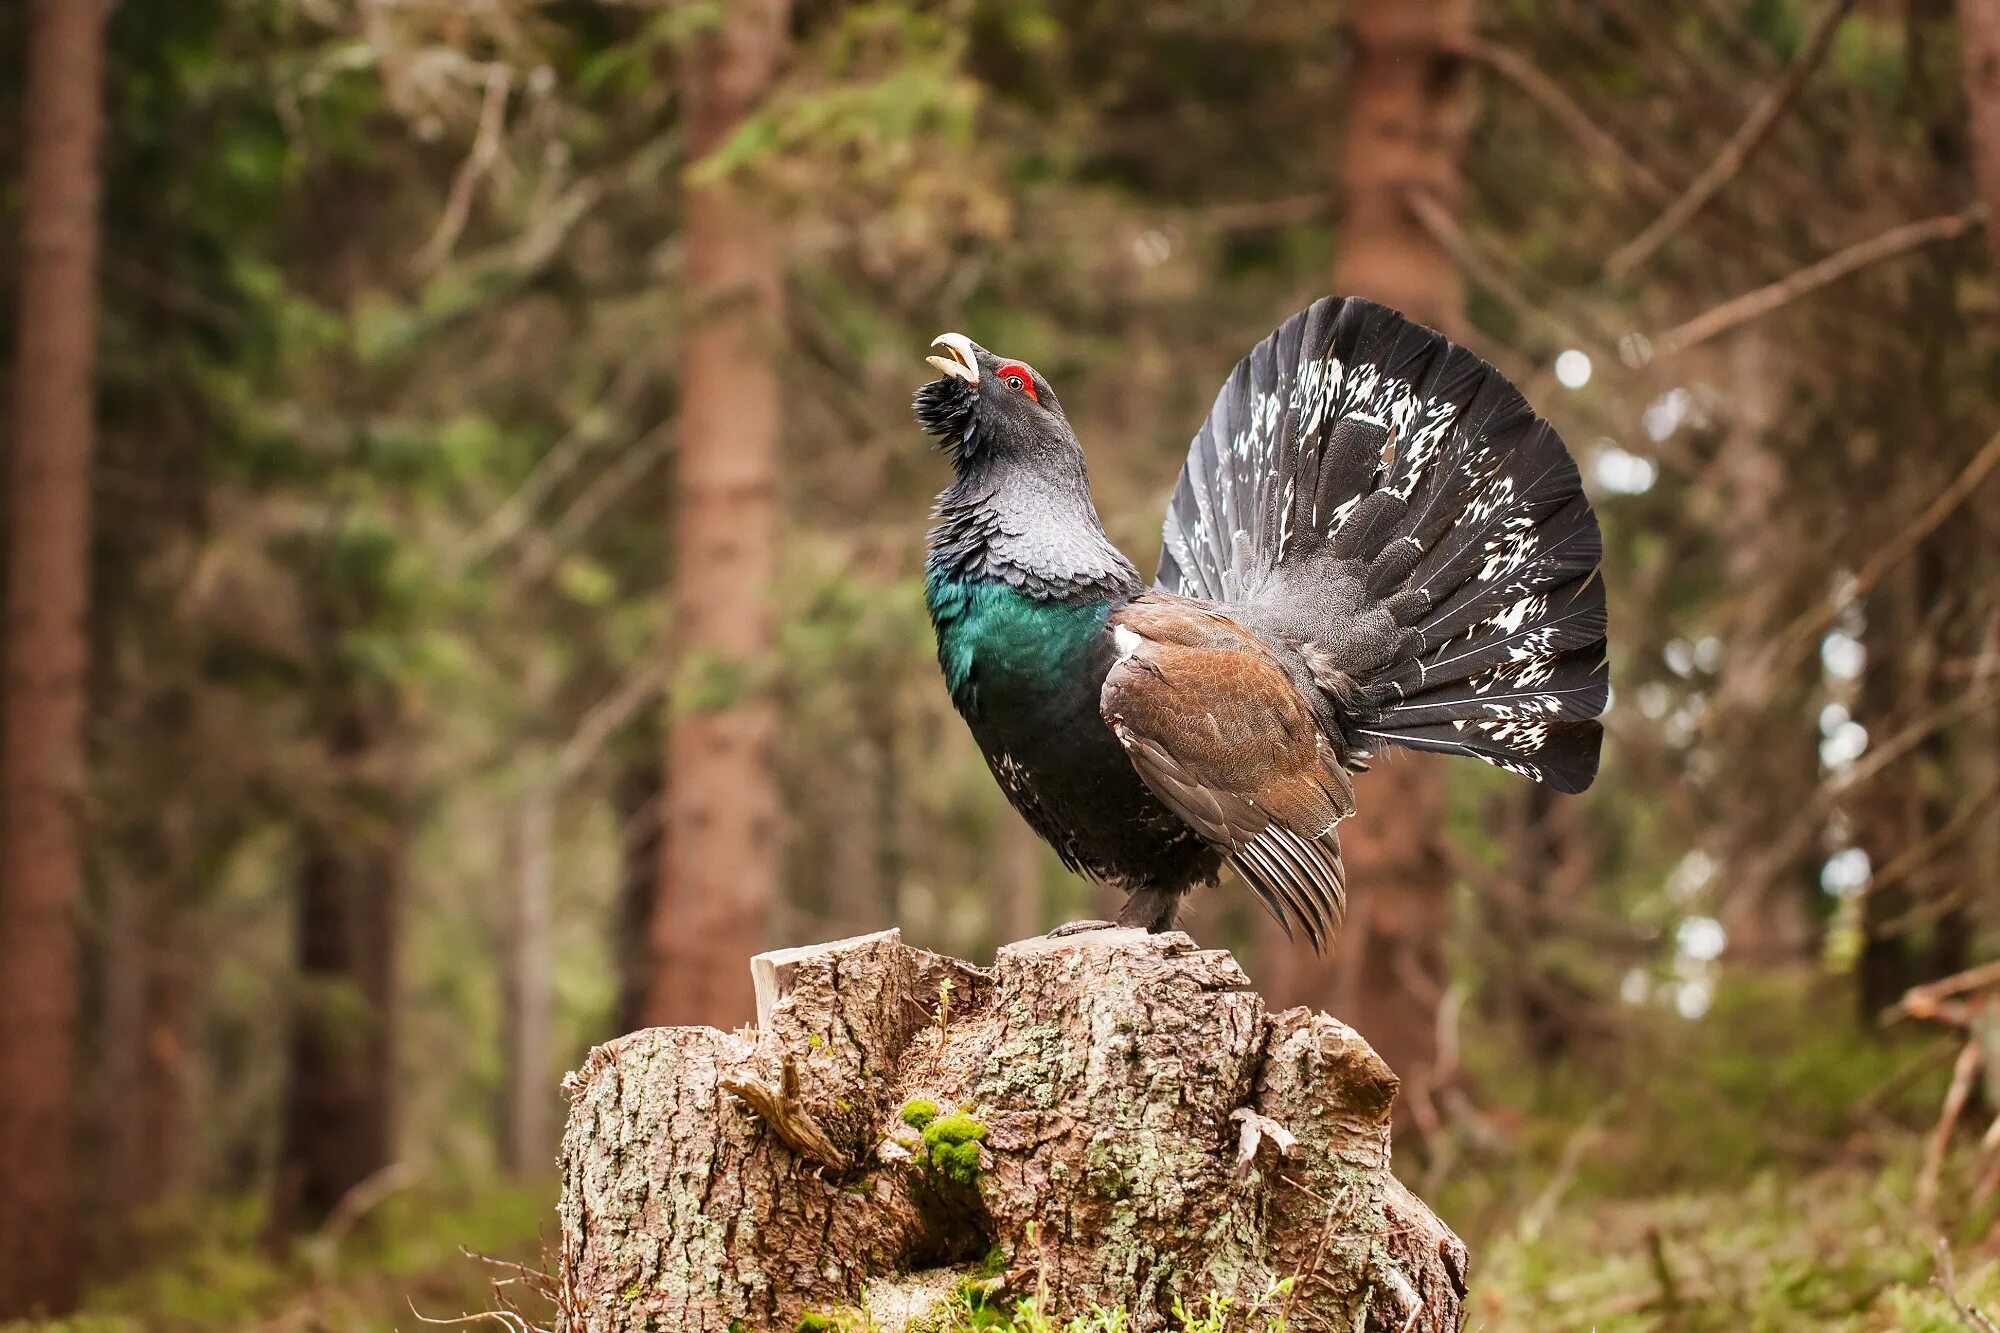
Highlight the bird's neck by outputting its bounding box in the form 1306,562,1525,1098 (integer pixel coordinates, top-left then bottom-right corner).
927,455,1142,603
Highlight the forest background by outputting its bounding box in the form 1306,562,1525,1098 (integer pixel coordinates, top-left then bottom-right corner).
3,0,2000,1328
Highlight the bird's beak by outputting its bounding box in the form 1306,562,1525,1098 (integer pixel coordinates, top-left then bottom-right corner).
926,333,979,387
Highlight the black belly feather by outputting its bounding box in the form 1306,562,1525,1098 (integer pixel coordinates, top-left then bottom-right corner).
964,626,1220,894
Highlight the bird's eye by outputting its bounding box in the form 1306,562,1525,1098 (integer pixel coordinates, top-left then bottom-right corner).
995,363,1039,402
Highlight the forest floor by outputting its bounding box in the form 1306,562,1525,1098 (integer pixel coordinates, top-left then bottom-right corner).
19,1155,1992,1332
16,978,1994,1332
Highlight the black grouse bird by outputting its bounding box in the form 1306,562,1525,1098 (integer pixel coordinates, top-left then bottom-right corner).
917,297,1607,948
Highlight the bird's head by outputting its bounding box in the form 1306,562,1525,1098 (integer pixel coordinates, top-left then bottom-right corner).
914,332,1076,472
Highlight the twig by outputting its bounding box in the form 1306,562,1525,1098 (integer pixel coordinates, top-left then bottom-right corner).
1973,1113,2000,1209
1278,1181,1356,1325
1726,685,2000,947
1605,0,1856,279
1762,423,2000,678
1403,188,1617,360
1451,37,1673,203
417,63,514,274
458,352,655,570
1932,1236,2000,1333
316,1159,422,1251
1919,1038,1984,1220
1649,206,1988,355
721,1052,851,1172
548,658,667,790
1893,961,2000,1025
1645,1227,1682,1314
409,1302,542,1333
515,421,675,583
1517,1103,1609,1241
1863,776,2000,905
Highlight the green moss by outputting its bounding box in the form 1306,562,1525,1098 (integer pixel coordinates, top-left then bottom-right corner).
922,1111,988,1148
795,1310,876,1333
920,1110,989,1186
808,1032,825,1050
900,1098,941,1130
622,1279,642,1301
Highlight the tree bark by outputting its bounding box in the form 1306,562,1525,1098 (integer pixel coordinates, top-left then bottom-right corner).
646,0,790,1030
1964,0,2000,268
0,0,107,1313
273,710,404,1231
1332,0,1472,330
88,862,194,1267
612,750,663,1037
997,818,1047,949
503,783,556,1176
1255,0,1473,1112
558,929,1466,1333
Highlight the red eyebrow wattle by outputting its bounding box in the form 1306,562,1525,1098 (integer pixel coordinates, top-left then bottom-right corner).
996,363,1039,401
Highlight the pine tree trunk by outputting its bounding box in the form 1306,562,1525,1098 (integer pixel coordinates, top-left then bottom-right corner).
997,819,1047,947
0,0,107,1313
1263,0,1472,1114
557,930,1467,1332
274,709,404,1230
503,784,556,1176
88,863,194,1268
1709,334,1816,966
612,751,662,1037
1964,0,2000,268
645,0,791,1030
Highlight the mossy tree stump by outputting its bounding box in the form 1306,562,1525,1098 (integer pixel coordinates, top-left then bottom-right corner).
555,928,1466,1332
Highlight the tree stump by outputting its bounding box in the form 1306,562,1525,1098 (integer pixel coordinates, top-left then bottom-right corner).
556,928,1467,1332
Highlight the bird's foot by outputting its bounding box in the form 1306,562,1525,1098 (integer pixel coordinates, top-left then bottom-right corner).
1045,918,1118,939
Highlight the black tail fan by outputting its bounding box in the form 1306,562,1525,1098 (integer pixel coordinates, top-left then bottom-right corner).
1156,297,1608,793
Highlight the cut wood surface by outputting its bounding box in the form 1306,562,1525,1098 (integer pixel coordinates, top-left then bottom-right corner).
556,928,1466,1332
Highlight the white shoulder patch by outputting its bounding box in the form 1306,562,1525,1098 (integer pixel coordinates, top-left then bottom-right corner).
1113,624,1143,661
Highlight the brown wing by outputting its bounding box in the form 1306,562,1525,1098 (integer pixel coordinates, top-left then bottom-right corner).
1100,594,1356,949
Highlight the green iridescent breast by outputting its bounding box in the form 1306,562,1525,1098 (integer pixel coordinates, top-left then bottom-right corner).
925,571,1110,713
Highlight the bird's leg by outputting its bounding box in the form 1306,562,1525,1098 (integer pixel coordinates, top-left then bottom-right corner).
1046,888,1185,938
1115,886,1183,933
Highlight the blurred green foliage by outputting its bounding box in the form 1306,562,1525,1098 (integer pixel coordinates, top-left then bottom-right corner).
4,0,1996,1324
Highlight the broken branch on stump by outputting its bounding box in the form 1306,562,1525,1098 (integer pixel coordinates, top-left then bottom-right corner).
556,928,1467,1332
720,1051,851,1174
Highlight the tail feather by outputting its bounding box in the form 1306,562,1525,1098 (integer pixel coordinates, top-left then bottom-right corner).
1375,573,1608,698
1156,297,1609,791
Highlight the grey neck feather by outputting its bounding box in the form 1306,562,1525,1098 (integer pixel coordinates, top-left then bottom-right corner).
929,452,1142,603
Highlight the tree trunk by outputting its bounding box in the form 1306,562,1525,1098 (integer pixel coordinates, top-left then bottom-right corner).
1709,333,1817,965
557,929,1466,1333
87,863,194,1267
1332,0,1472,327
502,783,556,1176
997,818,1047,949
273,712,403,1231
0,0,107,1313
612,750,662,1037
1255,0,1472,1112
646,0,790,1030
1964,0,2000,268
